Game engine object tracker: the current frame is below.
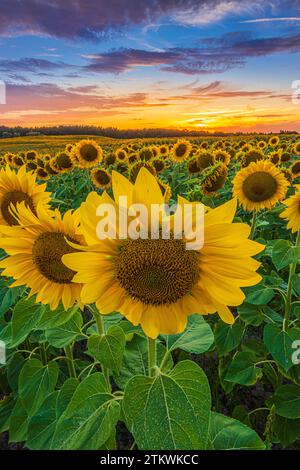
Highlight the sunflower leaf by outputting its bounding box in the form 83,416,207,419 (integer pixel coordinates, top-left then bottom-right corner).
122,360,211,450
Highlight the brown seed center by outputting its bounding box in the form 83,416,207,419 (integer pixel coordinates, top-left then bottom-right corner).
1,190,35,226
115,238,200,305
242,171,278,202
32,232,78,284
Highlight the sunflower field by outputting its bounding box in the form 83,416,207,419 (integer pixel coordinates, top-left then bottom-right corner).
0,134,300,451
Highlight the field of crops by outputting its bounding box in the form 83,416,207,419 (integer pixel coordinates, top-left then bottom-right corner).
0,134,300,450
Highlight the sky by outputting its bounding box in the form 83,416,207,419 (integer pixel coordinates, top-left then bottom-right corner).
0,0,300,132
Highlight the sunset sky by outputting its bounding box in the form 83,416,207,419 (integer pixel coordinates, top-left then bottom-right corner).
0,0,300,132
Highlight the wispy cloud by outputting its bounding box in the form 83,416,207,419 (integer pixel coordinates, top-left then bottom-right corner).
241,17,300,23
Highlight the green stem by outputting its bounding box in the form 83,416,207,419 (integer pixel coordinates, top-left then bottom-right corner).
39,343,47,365
148,337,157,377
64,344,77,378
283,230,300,332
250,210,257,239
91,307,111,390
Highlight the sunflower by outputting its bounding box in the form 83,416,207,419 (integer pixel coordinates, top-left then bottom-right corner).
72,139,103,168
241,143,252,153
4,153,14,165
12,155,25,168
257,140,267,150
115,148,128,163
139,147,153,162
129,161,156,183
104,153,116,166
36,167,49,181
151,146,160,158
291,160,300,179
91,167,111,190
280,185,300,233
200,141,209,150
202,164,228,195
242,149,264,167
293,141,300,155
268,136,280,147
197,151,215,170
268,150,282,165
0,204,84,310
233,160,289,211
45,161,59,176
27,161,39,172
281,151,291,163
171,140,192,163
152,157,166,173
187,157,201,175
159,145,169,158
53,152,73,173
26,150,38,162
213,150,231,166
62,168,263,339
65,143,74,154
0,165,51,226
280,167,293,183
128,153,138,165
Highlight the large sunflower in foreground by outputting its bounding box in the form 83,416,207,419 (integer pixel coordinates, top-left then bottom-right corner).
280,185,300,233
0,204,84,310
233,160,289,211
72,139,103,168
63,168,264,339
0,165,51,226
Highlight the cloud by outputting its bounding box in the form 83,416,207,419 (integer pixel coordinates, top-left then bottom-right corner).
83,30,300,75
0,57,68,74
0,1,296,39
241,17,300,23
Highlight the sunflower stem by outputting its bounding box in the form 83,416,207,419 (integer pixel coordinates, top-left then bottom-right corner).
39,342,47,365
91,307,111,391
283,230,300,332
64,344,77,378
250,210,257,239
148,337,157,377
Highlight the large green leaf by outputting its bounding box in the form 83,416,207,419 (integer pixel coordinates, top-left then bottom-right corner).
27,391,59,450
10,298,43,348
272,240,294,270
7,352,25,392
114,335,173,389
208,412,265,450
269,384,300,419
122,360,211,450
51,373,120,450
45,310,83,348
225,351,263,386
274,415,300,447
0,286,22,318
245,285,275,305
237,303,264,326
263,324,300,372
163,314,214,354
0,395,15,433
215,321,244,356
88,325,126,373
18,358,59,416
37,305,78,329
9,397,29,442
